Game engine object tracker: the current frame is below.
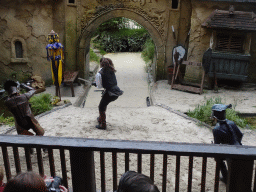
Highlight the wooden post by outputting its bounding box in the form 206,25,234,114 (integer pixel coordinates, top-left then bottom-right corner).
70,148,96,192
55,85,61,101
227,158,254,192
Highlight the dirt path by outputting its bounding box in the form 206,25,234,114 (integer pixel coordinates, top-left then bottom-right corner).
85,52,150,108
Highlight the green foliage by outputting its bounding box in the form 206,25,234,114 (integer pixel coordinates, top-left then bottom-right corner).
93,17,149,53
245,117,256,129
29,93,53,116
0,113,14,126
141,38,155,73
99,49,106,55
141,38,155,63
187,97,248,128
93,28,150,52
226,108,248,128
96,18,124,33
95,17,141,34
92,42,106,56
90,48,100,63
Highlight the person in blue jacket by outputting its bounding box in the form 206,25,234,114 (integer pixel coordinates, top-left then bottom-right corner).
211,104,243,184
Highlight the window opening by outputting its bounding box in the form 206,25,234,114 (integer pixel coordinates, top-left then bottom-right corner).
15,41,23,58
172,0,179,9
69,0,75,3
216,33,244,53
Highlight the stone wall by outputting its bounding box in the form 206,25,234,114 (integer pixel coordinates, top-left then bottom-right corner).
0,0,60,85
1,0,255,85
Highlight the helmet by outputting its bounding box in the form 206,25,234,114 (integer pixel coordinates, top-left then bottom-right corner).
4,80,18,96
211,104,232,121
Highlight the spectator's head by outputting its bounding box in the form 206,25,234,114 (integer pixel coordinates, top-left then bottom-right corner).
117,171,160,192
100,57,116,72
3,80,18,96
3,171,47,192
0,166,4,184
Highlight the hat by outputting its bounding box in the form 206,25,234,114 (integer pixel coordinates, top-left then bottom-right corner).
211,104,232,121
4,80,18,95
212,104,232,112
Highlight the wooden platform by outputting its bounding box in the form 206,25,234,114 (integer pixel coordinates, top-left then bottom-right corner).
171,61,205,95
172,84,202,94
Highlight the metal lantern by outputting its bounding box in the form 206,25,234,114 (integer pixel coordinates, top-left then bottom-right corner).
46,30,64,99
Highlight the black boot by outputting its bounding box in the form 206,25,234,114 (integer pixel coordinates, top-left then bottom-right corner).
96,111,106,130
96,124,106,130
97,117,101,124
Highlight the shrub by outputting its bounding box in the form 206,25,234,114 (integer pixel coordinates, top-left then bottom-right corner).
90,48,100,63
141,38,155,63
0,114,14,127
93,28,150,53
187,97,248,128
29,93,53,116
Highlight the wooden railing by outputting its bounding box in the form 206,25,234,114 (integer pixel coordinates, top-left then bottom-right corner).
1,134,256,192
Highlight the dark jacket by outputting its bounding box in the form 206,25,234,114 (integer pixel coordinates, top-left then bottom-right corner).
100,68,123,96
213,120,243,145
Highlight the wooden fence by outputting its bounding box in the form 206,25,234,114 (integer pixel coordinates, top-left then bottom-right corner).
1,134,256,192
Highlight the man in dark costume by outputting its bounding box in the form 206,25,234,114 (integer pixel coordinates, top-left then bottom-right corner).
4,80,45,136
92,58,123,130
211,104,243,184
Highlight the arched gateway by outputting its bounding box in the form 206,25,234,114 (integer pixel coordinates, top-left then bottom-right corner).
78,8,164,81
73,0,187,81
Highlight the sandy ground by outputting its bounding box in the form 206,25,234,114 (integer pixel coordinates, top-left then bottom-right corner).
1,53,256,191
153,80,256,114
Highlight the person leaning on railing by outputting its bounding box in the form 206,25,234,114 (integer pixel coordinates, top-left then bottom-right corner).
116,171,160,192
3,171,68,192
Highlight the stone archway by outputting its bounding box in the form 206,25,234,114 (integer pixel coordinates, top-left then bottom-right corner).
77,8,166,81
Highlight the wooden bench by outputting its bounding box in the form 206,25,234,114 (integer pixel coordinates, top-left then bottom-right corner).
63,71,79,97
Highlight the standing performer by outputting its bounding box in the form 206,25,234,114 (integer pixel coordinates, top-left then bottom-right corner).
211,104,243,184
46,30,64,99
92,58,123,130
4,80,45,137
